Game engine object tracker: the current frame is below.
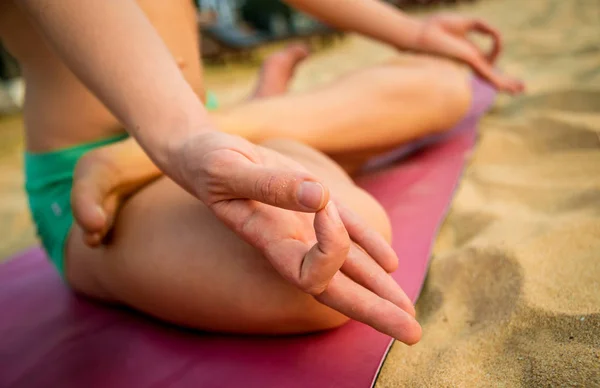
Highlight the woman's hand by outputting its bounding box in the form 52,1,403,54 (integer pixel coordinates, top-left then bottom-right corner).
416,14,525,95
172,131,422,344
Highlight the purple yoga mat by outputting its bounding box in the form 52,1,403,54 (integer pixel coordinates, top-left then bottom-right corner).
0,78,496,388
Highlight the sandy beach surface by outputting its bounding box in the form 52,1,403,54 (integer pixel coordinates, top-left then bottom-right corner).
1,0,599,386
375,0,600,386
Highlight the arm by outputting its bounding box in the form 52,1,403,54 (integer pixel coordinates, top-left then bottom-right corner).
16,1,422,343
16,0,210,173
283,0,524,93
283,0,424,51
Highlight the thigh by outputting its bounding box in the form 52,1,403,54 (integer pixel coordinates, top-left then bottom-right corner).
64,140,391,335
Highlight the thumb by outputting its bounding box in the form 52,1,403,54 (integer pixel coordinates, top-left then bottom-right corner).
471,20,503,63
224,162,330,212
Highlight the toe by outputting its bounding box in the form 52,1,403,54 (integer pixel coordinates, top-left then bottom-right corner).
286,43,311,61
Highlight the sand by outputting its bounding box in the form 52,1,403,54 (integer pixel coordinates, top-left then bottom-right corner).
0,114,32,258
1,0,599,385
375,0,600,386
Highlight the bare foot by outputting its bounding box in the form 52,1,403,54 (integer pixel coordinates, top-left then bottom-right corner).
71,139,161,246
252,43,310,98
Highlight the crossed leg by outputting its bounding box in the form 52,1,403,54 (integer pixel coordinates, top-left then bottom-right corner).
213,54,472,167
66,138,392,334
72,46,472,245
66,47,471,335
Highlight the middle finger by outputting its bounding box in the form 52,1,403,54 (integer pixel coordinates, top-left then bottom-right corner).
316,272,422,345
341,244,416,317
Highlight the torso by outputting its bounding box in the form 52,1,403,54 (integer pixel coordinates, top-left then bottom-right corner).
0,0,205,152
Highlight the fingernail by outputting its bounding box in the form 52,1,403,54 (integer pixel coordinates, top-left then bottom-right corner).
297,181,324,210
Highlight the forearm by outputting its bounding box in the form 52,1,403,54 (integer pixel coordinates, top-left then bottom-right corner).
283,0,424,50
16,0,211,172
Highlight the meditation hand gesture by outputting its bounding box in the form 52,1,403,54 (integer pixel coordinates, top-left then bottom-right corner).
416,14,525,95
175,131,421,344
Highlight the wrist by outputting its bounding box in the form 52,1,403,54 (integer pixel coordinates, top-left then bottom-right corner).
135,104,216,185
388,17,428,52
407,18,435,53
164,123,217,189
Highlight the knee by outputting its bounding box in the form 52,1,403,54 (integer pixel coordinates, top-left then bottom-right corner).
353,187,392,244
294,308,351,332
430,67,473,130
251,277,352,334
366,64,472,126
276,300,351,333
393,64,473,136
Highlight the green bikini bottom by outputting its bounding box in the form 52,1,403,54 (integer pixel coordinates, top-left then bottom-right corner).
25,92,219,277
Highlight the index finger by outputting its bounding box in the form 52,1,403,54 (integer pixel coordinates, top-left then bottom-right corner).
471,20,503,63
342,244,415,317
298,202,350,295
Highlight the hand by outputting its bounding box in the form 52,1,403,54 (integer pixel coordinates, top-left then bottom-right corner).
416,14,525,95
173,131,422,344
